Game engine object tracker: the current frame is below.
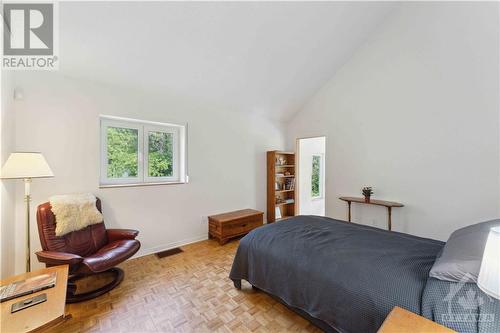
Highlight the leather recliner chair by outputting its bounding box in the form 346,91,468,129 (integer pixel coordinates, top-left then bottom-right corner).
36,198,140,303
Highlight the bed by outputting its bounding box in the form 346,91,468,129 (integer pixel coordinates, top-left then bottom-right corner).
229,215,499,333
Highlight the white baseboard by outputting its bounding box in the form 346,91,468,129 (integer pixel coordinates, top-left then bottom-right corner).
131,234,209,259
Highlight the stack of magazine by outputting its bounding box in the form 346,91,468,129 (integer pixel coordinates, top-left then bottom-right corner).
0,273,56,302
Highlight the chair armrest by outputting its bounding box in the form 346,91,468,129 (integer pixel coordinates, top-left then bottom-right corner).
36,251,84,266
106,229,139,242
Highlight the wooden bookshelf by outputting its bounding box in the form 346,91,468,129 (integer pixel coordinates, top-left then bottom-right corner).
267,151,296,223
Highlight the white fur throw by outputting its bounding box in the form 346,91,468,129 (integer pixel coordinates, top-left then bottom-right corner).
49,193,103,236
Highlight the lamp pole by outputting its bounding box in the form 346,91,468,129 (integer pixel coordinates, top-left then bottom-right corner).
24,178,32,272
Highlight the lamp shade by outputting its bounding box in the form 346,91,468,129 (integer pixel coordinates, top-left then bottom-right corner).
0,152,54,179
478,226,500,299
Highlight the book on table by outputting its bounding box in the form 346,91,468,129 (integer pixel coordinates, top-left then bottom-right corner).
0,272,57,302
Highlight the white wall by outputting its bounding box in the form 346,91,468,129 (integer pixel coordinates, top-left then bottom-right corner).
11,72,284,272
287,2,500,241
0,71,17,278
498,3,500,219
298,137,326,216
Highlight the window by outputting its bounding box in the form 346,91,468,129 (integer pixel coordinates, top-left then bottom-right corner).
100,116,187,186
311,154,322,198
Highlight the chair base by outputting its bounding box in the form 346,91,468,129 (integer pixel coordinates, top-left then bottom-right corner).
66,267,124,303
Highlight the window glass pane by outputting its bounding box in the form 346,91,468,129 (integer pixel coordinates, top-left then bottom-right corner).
148,131,173,177
107,127,138,178
311,155,321,197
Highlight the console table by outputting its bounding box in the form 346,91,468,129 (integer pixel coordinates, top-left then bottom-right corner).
339,196,404,231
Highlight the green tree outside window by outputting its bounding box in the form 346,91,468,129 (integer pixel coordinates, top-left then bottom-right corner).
107,127,138,178
148,131,173,177
311,155,321,197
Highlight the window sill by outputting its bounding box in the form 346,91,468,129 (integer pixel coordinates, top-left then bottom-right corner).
100,181,188,189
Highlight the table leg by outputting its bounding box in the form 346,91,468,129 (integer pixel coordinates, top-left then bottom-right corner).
347,201,352,222
387,207,392,231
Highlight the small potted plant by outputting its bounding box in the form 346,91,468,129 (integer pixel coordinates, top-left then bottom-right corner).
362,186,373,202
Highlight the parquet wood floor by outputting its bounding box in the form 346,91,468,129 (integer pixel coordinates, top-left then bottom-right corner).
46,239,322,333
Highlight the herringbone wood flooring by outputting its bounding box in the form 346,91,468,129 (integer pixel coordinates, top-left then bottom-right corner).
46,239,322,333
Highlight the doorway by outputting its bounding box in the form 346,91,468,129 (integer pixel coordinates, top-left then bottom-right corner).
296,136,326,216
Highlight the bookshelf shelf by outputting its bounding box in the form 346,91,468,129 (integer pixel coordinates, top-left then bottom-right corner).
276,189,295,193
275,201,295,207
267,150,296,223
275,216,293,222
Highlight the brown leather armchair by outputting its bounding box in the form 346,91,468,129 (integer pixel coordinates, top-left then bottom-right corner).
36,198,140,303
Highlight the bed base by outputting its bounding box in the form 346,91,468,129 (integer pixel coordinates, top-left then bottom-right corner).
231,278,340,333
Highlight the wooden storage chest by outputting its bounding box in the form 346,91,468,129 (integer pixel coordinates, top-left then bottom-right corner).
208,209,264,245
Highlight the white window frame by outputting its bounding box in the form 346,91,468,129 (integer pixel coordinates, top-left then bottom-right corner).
100,115,188,187
311,154,324,200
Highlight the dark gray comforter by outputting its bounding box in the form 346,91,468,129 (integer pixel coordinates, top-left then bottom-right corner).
229,216,498,333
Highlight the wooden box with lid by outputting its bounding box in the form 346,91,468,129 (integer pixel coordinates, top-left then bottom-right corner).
208,209,264,245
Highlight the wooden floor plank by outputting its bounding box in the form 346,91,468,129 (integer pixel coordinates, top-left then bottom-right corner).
45,239,322,333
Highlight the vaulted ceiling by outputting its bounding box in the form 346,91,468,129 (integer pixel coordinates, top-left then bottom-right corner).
59,2,396,121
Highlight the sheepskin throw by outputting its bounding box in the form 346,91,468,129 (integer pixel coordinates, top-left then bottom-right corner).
50,193,103,236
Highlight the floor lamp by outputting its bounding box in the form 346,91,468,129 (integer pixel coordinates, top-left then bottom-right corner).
1,152,54,272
